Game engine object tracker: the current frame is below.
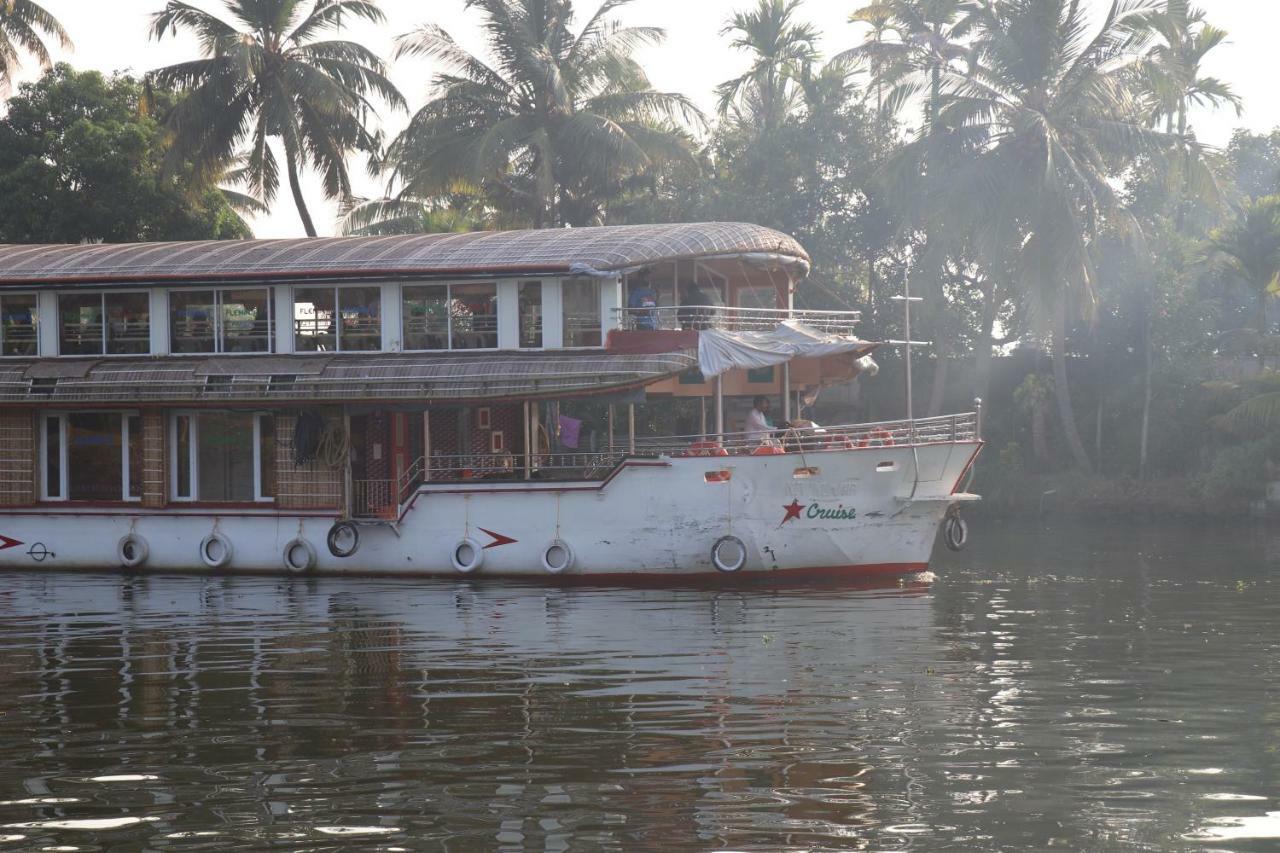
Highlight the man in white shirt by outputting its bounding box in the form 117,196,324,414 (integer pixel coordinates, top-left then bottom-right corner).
744,395,774,444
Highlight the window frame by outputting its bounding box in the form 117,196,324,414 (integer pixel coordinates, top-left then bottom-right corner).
560,278,603,349
39,410,143,503
169,411,275,504
169,287,274,355
57,290,152,357
291,285,383,353
0,292,39,357
401,281,500,352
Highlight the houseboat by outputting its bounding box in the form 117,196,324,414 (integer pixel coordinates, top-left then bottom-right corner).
0,223,980,580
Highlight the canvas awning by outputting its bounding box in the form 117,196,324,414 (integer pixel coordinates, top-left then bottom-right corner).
697,321,878,379
0,350,698,406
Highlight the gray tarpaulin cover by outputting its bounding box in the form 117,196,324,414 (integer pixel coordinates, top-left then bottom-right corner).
697,320,875,378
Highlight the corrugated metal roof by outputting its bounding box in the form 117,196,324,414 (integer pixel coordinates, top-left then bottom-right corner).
0,350,699,405
0,222,809,287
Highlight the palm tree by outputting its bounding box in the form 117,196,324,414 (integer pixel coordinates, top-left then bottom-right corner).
382,0,701,229
902,0,1166,472
1206,195,1280,369
838,0,973,132
717,0,819,130
0,0,71,93
148,0,404,237
1128,1,1240,137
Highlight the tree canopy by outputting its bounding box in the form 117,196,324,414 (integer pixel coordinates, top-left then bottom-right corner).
0,64,251,243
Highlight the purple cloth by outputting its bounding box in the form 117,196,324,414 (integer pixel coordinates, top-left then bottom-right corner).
558,415,582,449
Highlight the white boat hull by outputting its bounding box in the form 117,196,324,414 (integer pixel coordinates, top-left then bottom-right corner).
0,443,980,580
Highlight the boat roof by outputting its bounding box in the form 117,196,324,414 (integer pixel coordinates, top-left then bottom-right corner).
0,222,809,288
0,349,700,406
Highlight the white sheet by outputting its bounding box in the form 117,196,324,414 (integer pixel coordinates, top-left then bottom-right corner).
697,320,872,378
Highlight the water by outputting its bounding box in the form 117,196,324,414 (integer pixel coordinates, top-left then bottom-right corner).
0,520,1277,851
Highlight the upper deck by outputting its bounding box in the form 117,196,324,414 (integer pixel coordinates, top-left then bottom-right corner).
0,222,834,362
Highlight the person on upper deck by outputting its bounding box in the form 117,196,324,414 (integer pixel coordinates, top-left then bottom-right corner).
744,395,774,444
627,271,658,330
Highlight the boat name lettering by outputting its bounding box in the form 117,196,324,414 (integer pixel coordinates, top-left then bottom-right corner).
806,503,857,521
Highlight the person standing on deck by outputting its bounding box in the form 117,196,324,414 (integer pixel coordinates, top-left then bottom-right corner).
745,395,774,443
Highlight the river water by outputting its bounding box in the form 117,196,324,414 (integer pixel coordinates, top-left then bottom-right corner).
0,520,1277,851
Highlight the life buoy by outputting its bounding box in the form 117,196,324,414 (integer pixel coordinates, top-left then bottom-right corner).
451,538,484,573
711,535,748,573
327,521,360,558
199,532,233,570
750,444,786,456
117,534,148,569
944,514,969,552
542,540,575,574
283,538,318,573
857,428,896,448
679,440,729,458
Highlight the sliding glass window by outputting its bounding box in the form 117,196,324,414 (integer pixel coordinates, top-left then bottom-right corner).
40,412,143,502
0,294,37,356
171,288,271,353
294,286,381,352
562,279,602,348
59,292,150,355
171,412,275,503
402,283,498,350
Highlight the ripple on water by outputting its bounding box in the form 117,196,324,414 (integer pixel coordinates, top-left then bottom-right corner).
1185,811,1280,841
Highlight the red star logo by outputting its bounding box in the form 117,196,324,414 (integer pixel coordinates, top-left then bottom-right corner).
781,500,805,525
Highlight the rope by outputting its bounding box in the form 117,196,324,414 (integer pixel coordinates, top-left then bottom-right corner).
316,421,349,470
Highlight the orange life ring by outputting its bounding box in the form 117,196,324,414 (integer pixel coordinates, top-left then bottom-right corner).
751,444,786,456
680,440,729,458
856,428,895,448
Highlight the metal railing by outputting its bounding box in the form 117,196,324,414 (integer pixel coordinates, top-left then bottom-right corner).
612,305,862,334
608,412,979,457
350,457,428,520
346,413,980,505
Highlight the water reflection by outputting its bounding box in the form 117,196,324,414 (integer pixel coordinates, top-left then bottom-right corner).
0,520,1275,850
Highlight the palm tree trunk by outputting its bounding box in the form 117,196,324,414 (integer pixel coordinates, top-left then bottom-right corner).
1052,296,1094,474
287,155,318,238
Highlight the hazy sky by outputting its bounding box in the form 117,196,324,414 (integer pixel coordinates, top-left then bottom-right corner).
15,0,1280,238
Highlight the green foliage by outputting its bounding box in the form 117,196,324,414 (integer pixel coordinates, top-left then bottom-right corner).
379,0,700,229
148,0,404,237
0,0,71,92
1194,437,1275,508
0,64,250,243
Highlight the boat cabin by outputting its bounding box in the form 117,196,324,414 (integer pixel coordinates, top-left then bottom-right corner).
0,223,881,521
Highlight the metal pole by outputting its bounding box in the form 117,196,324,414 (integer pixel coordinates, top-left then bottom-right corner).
523,401,532,480
714,375,724,439
627,403,636,454
904,269,913,427
975,396,983,441
607,404,615,449
782,362,792,423
700,397,707,436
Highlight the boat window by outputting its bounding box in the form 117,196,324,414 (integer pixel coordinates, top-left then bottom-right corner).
294,286,381,352
40,412,143,502
171,288,272,353
58,292,150,356
171,412,275,502
518,281,542,348
0,294,38,356
562,279,601,348
402,283,497,350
